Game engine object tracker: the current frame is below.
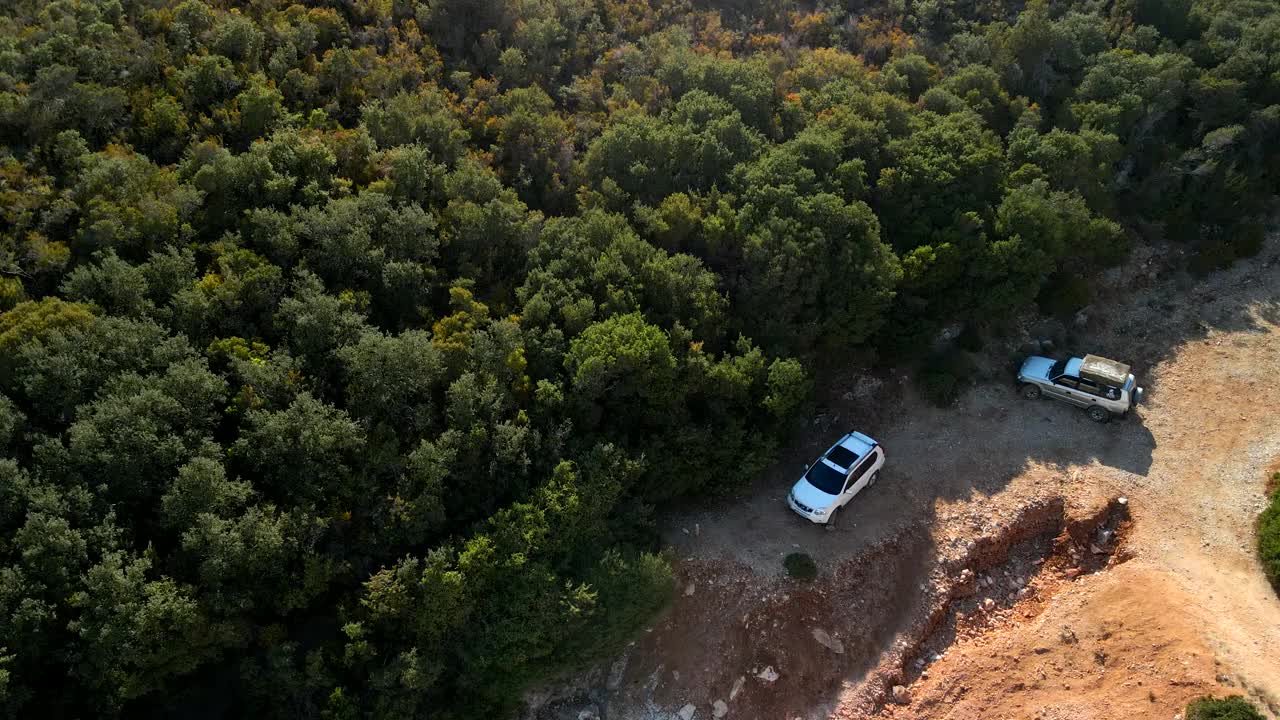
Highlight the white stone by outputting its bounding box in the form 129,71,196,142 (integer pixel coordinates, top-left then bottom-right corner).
712,699,729,718
812,628,845,654
678,703,696,720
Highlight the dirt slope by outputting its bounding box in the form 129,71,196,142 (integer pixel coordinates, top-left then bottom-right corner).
524,240,1280,720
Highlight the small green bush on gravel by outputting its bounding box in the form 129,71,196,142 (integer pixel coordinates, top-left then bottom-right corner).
916,348,977,407
784,552,817,582
1259,472,1280,589
1185,695,1265,720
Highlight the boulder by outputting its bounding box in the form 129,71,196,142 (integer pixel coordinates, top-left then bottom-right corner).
812,628,845,654
678,704,696,720
892,685,912,705
712,700,729,718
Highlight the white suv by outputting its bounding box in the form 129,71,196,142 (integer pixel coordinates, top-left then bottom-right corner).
787,431,885,526
1017,354,1143,422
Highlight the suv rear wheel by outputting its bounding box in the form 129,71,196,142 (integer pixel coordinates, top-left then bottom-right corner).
1087,405,1110,423
1021,384,1042,400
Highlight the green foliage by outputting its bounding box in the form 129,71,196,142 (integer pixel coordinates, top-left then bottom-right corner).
1038,272,1092,319
1185,696,1266,720
0,297,95,355
1259,476,1280,590
916,349,978,407
0,0,1277,716
784,552,818,581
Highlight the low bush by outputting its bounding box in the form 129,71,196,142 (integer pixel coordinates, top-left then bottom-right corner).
1189,223,1266,276
957,324,985,352
916,348,977,407
1259,473,1280,589
1185,695,1265,720
1037,271,1091,318
784,552,817,582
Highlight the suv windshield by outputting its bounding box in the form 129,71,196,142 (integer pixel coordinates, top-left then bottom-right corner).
1049,359,1068,378
804,462,846,495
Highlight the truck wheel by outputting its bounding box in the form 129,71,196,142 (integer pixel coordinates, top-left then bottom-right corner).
826,506,839,529
1021,384,1041,400
868,471,879,487
1087,406,1110,423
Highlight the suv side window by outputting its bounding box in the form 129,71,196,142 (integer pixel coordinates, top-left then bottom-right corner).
1054,376,1079,389
845,453,876,491
1075,378,1100,396
1076,378,1113,398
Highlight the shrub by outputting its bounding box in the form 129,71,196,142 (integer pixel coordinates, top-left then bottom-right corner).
1260,474,1280,590
784,552,817,582
1185,696,1265,720
1037,272,1091,319
916,348,977,407
956,324,985,352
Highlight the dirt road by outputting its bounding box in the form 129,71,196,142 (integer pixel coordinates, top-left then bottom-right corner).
524,239,1280,720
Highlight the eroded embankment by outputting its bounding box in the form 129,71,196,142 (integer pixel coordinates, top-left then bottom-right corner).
522,496,1132,720
837,496,1132,716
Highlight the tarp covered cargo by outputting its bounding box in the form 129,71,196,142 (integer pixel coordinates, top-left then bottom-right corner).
1079,354,1130,387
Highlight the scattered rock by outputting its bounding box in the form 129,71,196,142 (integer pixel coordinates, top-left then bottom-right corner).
730,676,745,700
954,568,977,597
577,710,599,720
756,666,779,683
1064,567,1082,579
1118,496,1128,506
685,583,696,596
607,654,629,691
982,598,996,611
892,685,912,705
1090,543,1107,555
1074,310,1090,328
712,699,728,718
678,703,696,720
1030,319,1066,345
812,628,845,654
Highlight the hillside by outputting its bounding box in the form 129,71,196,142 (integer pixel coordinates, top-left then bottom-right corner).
0,1,1277,718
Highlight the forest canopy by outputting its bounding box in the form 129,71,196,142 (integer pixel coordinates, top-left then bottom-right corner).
0,0,1277,717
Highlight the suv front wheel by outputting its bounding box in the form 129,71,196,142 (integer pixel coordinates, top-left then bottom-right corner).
1087,405,1110,423
1021,384,1042,400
